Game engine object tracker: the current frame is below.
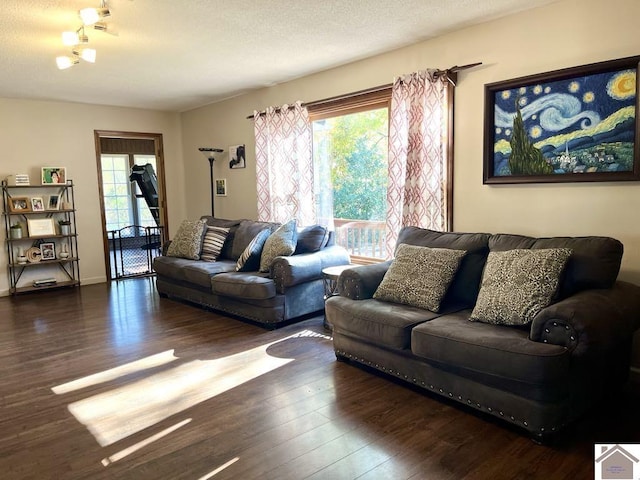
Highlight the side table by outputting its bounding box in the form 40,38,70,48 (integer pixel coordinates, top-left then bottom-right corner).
321,264,352,330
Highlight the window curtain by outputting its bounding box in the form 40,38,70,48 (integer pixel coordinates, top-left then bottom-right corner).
385,70,450,257
254,102,315,225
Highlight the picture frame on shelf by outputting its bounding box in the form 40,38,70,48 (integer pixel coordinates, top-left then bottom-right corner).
9,196,31,212
40,242,56,261
27,218,56,237
31,197,45,212
483,55,640,184
47,194,61,211
215,178,227,196
41,167,66,185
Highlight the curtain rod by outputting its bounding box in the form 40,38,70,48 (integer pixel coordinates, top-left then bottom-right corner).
246,62,482,119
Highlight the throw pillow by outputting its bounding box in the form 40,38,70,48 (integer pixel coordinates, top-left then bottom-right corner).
200,226,230,262
294,225,329,254
166,219,206,260
373,244,466,312
236,229,271,272
470,248,572,326
259,219,297,272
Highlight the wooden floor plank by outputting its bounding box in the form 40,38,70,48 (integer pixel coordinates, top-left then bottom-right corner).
0,278,638,479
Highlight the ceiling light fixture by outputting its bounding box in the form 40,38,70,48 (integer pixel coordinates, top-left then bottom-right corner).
62,26,89,46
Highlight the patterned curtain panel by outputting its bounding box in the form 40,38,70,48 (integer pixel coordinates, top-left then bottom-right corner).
385,70,450,257
254,102,315,225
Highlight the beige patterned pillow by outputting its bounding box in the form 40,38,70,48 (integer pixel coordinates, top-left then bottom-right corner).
166,220,207,260
470,248,572,326
259,219,297,272
373,244,466,312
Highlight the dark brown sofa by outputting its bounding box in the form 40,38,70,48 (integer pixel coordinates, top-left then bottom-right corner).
325,226,640,440
154,217,350,328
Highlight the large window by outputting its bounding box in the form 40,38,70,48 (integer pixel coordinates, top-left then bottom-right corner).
309,89,390,261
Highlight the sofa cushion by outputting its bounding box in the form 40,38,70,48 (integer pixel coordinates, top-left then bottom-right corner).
200,217,244,261
166,219,206,260
326,296,458,350
201,226,230,262
471,248,572,326
294,225,329,254
154,256,236,287
212,272,276,300
411,313,571,386
488,234,623,298
396,227,490,308
231,220,280,260
374,244,466,312
259,219,297,272
236,229,271,272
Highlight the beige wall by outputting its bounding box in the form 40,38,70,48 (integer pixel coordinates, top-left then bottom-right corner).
0,98,185,294
180,0,640,368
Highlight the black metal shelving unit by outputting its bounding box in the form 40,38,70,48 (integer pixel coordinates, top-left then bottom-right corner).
2,179,80,294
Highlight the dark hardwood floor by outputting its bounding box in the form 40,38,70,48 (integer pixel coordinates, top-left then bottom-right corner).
1,278,639,480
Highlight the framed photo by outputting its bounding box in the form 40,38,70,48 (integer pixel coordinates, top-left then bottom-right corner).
31,197,45,212
47,194,61,211
9,196,31,212
484,56,640,184
27,218,56,237
41,167,66,185
229,144,246,169
40,242,56,261
215,178,227,196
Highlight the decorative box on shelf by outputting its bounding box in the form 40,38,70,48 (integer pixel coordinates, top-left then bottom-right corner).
5,174,30,186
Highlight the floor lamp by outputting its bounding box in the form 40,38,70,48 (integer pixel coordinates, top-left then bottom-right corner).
199,147,223,216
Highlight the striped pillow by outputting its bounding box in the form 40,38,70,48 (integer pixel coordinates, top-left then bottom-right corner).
201,226,230,262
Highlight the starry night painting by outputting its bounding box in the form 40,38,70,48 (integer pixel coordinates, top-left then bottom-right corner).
483,57,640,184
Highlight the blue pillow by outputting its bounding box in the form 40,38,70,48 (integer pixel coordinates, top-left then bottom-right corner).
236,229,271,272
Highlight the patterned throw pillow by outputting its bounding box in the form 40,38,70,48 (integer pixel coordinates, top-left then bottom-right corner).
373,244,466,312
236,229,271,272
259,219,297,272
166,219,206,260
201,226,230,262
470,248,572,326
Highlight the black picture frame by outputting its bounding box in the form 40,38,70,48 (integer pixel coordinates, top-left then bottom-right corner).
483,56,640,184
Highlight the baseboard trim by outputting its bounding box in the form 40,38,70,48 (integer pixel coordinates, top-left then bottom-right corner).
630,367,640,384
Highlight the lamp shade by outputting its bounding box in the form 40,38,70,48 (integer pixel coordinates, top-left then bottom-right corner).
56,55,79,70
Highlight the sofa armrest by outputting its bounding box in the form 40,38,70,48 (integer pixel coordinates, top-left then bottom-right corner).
530,281,640,356
336,260,392,300
271,245,350,293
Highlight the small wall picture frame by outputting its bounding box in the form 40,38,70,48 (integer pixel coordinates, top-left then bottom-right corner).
9,196,31,212
215,178,227,196
30,197,45,212
229,144,246,169
47,194,62,211
40,242,56,261
41,167,66,185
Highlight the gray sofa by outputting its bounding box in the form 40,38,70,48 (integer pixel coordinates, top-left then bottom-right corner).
154,217,350,327
325,226,640,440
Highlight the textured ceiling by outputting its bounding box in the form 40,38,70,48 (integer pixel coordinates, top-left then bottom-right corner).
0,0,559,112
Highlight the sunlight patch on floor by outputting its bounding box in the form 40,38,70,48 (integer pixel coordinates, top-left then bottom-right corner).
101,418,192,466
54,331,326,446
52,350,178,395
197,457,240,479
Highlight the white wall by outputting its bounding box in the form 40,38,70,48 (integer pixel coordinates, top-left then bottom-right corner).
180,0,640,368
0,98,184,294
